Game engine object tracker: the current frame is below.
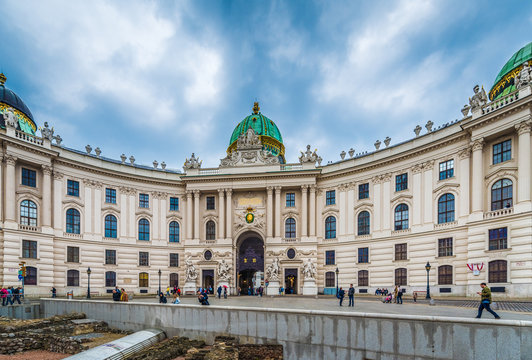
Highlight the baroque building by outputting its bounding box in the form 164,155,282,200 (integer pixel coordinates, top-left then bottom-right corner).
0,44,531,298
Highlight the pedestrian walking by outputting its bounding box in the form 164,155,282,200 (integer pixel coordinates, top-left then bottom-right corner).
397,287,403,304
223,286,228,299
6,287,14,306
217,285,222,299
338,287,345,306
348,284,355,307
120,288,129,302
12,287,21,305
166,287,170,296
413,291,417,303
476,283,500,319
51,287,57,298
394,286,399,303
0,286,7,306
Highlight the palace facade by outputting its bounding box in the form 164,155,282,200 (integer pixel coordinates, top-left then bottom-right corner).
0,44,531,298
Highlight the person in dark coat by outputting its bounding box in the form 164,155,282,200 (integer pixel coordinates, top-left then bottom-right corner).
338,287,345,306
217,285,222,299
112,289,121,301
348,284,355,307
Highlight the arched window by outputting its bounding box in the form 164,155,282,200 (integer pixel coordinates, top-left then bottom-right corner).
438,265,452,285
394,204,409,231
105,214,117,238
394,268,407,286
206,220,216,240
169,221,180,242
139,272,149,287
105,271,116,287
285,218,296,238
138,219,150,241
67,270,79,286
169,273,179,288
325,271,335,287
358,270,369,287
325,216,336,239
491,179,513,210
66,208,80,234
357,211,370,235
438,193,455,224
20,200,37,226
488,260,507,283
25,266,37,285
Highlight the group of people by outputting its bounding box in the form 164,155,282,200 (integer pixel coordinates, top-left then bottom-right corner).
374,288,390,296
382,286,403,304
112,287,129,302
337,284,356,307
0,286,22,306
216,285,228,299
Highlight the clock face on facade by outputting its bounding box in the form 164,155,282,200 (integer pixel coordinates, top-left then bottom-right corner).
245,212,254,223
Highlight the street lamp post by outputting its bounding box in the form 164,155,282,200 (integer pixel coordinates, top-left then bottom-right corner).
86,267,91,299
425,262,431,300
158,269,162,296
335,267,339,296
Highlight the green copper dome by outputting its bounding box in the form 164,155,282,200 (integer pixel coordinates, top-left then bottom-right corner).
227,102,285,161
489,42,532,100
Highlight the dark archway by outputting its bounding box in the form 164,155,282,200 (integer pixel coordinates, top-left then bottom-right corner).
236,233,264,295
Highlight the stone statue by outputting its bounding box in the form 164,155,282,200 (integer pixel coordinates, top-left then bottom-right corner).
237,128,261,149
217,259,232,282
3,108,17,128
40,122,54,140
220,128,279,167
184,153,202,170
298,145,319,165
185,256,198,282
302,258,317,280
469,85,487,112
515,62,531,90
266,257,280,281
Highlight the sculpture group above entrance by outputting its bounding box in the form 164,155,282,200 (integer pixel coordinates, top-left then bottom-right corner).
220,128,280,167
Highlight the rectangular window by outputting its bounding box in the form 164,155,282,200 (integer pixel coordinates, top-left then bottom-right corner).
67,180,79,196
22,168,36,187
358,270,369,287
358,183,369,199
105,188,116,204
169,253,179,267
493,139,511,164
139,251,149,266
139,193,149,208
326,190,336,205
139,272,149,287
438,266,453,285
395,243,407,261
439,160,454,180
358,247,369,263
22,240,37,259
286,193,295,207
105,271,116,287
206,196,215,210
395,173,408,192
438,238,453,257
169,197,179,211
489,227,508,250
66,246,79,263
325,250,335,265
105,249,116,265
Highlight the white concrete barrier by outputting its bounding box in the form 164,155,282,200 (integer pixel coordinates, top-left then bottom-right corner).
41,299,532,360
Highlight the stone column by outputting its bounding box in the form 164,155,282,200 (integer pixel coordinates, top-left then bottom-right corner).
186,191,193,240
423,161,434,224
53,172,63,229
274,186,281,238
373,180,381,232
382,175,391,230
0,154,3,223
516,121,531,204
193,190,200,240
309,185,316,237
267,187,273,238
412,165,422,226
4,154,17,222
226,189,232,239
218,189,225,239
471,139,485,213
41,165,53,227
301,185,308,237
458,147,471,217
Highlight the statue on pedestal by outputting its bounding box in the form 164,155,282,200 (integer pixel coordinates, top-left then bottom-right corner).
302,258,317,280
469,85,488,112
217,259,232,282
185,256,198,282
516,62,531,90
266,257,280,281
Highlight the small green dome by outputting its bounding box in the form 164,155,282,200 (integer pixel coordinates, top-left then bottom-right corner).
227,102,285,160
489,42,532,100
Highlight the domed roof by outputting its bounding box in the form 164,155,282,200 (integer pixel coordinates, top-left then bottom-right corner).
0,73,37,135
227,102,285,161
489,42,532,100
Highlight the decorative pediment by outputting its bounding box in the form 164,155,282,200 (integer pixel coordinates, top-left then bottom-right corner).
433,182,460,194
390,193,412,204
62,198,84,208
484,166,517,183
354,201,373,210
16,188,42,199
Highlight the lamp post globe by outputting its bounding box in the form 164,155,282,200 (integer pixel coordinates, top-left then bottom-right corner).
158,269,162,296
335,267,339,296
86,267,92,299
425,262,431,300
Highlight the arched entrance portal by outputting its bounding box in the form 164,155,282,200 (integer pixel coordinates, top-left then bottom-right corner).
236,233,264,295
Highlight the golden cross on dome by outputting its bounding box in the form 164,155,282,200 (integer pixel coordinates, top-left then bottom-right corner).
252,102,260,114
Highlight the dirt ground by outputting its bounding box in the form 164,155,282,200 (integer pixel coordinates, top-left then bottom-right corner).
0,351,68,360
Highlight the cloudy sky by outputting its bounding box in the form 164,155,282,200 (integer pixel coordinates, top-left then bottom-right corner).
1,1,531,169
